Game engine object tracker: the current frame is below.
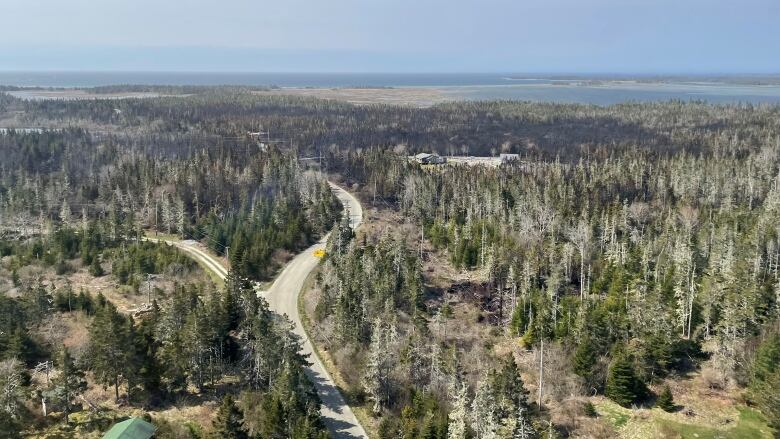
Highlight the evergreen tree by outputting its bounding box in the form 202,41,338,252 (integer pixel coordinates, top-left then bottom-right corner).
655,385,675,412
134,315,164,401
47,349,87,422
211,395,248,439
470,378,498,439
0,359,25,418
749,334,780,388
336,210,354,254
512,407,536,439
0,412,21,439
605,348,646,407
572,336,597,379
750,368,780,432
748,334,780,430
492,356,530,419
87,302,136,401
5,327,36,365
89,257,104,277
447,384,469,439
363,318,392,414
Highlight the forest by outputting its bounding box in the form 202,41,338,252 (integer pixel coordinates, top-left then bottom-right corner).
0,87,779,438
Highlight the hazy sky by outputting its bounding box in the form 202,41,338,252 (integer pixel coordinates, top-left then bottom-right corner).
1,0,777,73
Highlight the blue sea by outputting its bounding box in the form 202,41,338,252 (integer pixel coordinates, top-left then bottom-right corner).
2,72,780,105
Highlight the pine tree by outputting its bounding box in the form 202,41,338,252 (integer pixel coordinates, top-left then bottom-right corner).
0,411,21,439
363,318,391,414
5,327,35,364
510,302,527,337
48,349,87,422
135,317,163,400
750,368,780,432
471,378,498,439
748,334,780,430
87,302,136,401
89,257,104,277
492,356,530,417
655,385,675,412
59,199,71,225
211,395,248,439
0,359,25,418
512,406,536,439
336,210,354,254
176,197,186,238
750,334,780,387
447,384,469,439
606,348,645,407
572,336,597,378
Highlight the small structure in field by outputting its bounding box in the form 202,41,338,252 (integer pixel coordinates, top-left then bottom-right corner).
415,153,447,165
500,153,520,163
102,417,156,439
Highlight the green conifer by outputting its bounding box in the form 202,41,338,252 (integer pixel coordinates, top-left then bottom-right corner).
606,348,645,407
211,395,247,439
573,336,597,378
655,385,675,412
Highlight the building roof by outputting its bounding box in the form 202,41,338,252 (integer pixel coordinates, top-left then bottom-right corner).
102,418,156,439
415,153,433,159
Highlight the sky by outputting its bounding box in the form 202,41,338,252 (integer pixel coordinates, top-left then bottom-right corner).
0,0,777,73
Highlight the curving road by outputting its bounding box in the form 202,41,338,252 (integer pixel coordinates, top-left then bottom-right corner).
144,237,229,280
264,182,366,438
155,181,367,438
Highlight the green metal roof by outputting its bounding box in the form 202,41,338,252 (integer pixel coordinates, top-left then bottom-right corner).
102,417,156,439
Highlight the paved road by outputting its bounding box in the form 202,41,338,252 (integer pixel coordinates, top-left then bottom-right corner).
145,237,229,280
264,182,366,438
156,182,367,439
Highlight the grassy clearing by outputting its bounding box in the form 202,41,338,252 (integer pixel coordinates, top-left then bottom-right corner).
656,407,774,439
597,401,631,428
595,400,774,439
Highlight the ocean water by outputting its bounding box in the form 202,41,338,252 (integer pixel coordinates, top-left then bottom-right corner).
0,72,518,88
2,72,780,105
440,82,780,105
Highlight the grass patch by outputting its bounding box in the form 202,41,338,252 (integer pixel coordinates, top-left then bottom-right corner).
597,402,631,428
658,407,774,439
596,399,774,439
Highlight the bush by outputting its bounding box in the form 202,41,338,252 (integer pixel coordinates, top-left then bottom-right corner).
583,401,598,417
